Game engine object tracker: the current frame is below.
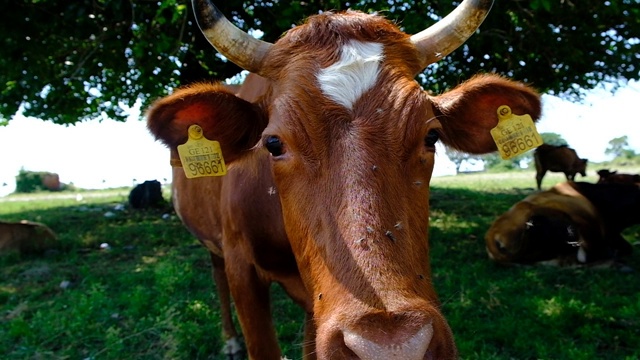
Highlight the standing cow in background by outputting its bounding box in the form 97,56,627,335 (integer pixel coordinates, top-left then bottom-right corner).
147,0,542,359
534,144,587,190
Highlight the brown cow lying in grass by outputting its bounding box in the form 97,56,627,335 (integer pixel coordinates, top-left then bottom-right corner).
597,169,640,185
0,220,57,254
485,181,637,266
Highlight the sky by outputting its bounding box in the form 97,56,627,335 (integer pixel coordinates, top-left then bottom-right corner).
1,79,639,197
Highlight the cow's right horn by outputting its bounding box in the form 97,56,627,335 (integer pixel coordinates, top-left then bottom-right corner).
192,0,272,74
411,0,494,70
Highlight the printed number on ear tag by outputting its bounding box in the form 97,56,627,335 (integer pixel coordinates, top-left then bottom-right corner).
177,125,227,178
490,105,543,160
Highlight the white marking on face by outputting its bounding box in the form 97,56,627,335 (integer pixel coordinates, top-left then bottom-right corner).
317,40,384,110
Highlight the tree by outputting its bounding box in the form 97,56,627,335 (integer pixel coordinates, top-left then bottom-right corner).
481,152,525,172
2,0,638,125
605,136,636,159
540,132,568,146
445,147,479,173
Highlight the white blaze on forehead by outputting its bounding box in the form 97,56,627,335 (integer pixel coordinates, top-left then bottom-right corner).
317,40,384,110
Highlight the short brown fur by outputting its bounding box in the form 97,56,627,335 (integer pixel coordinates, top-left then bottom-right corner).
147,10,541,360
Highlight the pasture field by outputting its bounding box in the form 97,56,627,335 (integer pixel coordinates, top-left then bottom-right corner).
1,168,639,360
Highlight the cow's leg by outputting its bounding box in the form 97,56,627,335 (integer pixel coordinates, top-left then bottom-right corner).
536,169,546,190
210,253,244,360
566,172,575,181
226,250,281,360
277,276,315,359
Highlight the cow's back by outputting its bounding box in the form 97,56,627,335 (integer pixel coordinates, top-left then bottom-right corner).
535,145,580,172
0,220,57,254
569,181,640,231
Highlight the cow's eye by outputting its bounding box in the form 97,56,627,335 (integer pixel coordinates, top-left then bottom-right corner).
264,136,285,156
424,130,440,148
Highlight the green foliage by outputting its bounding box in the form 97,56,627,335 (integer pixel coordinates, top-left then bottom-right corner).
1,0,638,124
602,154,640,168
14,169,58,193
1,172,639,359
444,147,479,172
14,169,43,193
540,132,568,146
481,152,528,172
606,135,637,160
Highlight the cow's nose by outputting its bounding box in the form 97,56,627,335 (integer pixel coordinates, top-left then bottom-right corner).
344,324,433,360
343,323,433,360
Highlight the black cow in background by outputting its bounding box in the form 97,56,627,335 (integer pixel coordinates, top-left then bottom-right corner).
129,180,165,209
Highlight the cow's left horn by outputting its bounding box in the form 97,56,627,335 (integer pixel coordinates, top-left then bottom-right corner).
411,0,493,69
192,0,272,74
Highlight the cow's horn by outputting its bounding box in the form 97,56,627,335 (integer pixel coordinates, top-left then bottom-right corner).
411,0,493,69
192,0,272,74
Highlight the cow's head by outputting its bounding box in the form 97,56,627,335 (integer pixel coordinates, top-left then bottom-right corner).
485,202,579,264
597,169,616,183
147,0,541,358
578,158,588,177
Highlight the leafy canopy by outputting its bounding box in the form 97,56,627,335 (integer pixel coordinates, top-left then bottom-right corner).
1,0,638,125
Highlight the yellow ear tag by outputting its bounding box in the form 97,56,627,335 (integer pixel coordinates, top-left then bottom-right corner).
176,125,227,178
490,105,543,160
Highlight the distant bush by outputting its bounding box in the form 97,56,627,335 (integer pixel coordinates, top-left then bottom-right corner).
596,155,640,169
14,169,71,193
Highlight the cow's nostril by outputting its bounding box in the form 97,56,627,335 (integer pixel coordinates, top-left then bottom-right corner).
343,323,433,360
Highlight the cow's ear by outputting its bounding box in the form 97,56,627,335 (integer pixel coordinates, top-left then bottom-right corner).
146,82,268,164
431,74,541,154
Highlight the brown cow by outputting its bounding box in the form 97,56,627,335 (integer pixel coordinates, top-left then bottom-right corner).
147,0,542,359
534,144,587,190
597,169,640,185
166,73,268,359
485,181,637,266
0,220,57,254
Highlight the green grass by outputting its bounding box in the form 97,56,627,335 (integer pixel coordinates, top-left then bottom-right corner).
1,170,638,360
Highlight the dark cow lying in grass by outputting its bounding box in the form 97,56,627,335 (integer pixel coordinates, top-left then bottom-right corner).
485,181,637,266
597,169,640,185
534,144,587,190
0,220,57,254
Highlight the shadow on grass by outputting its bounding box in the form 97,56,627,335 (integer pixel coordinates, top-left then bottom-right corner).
1,187,639,359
